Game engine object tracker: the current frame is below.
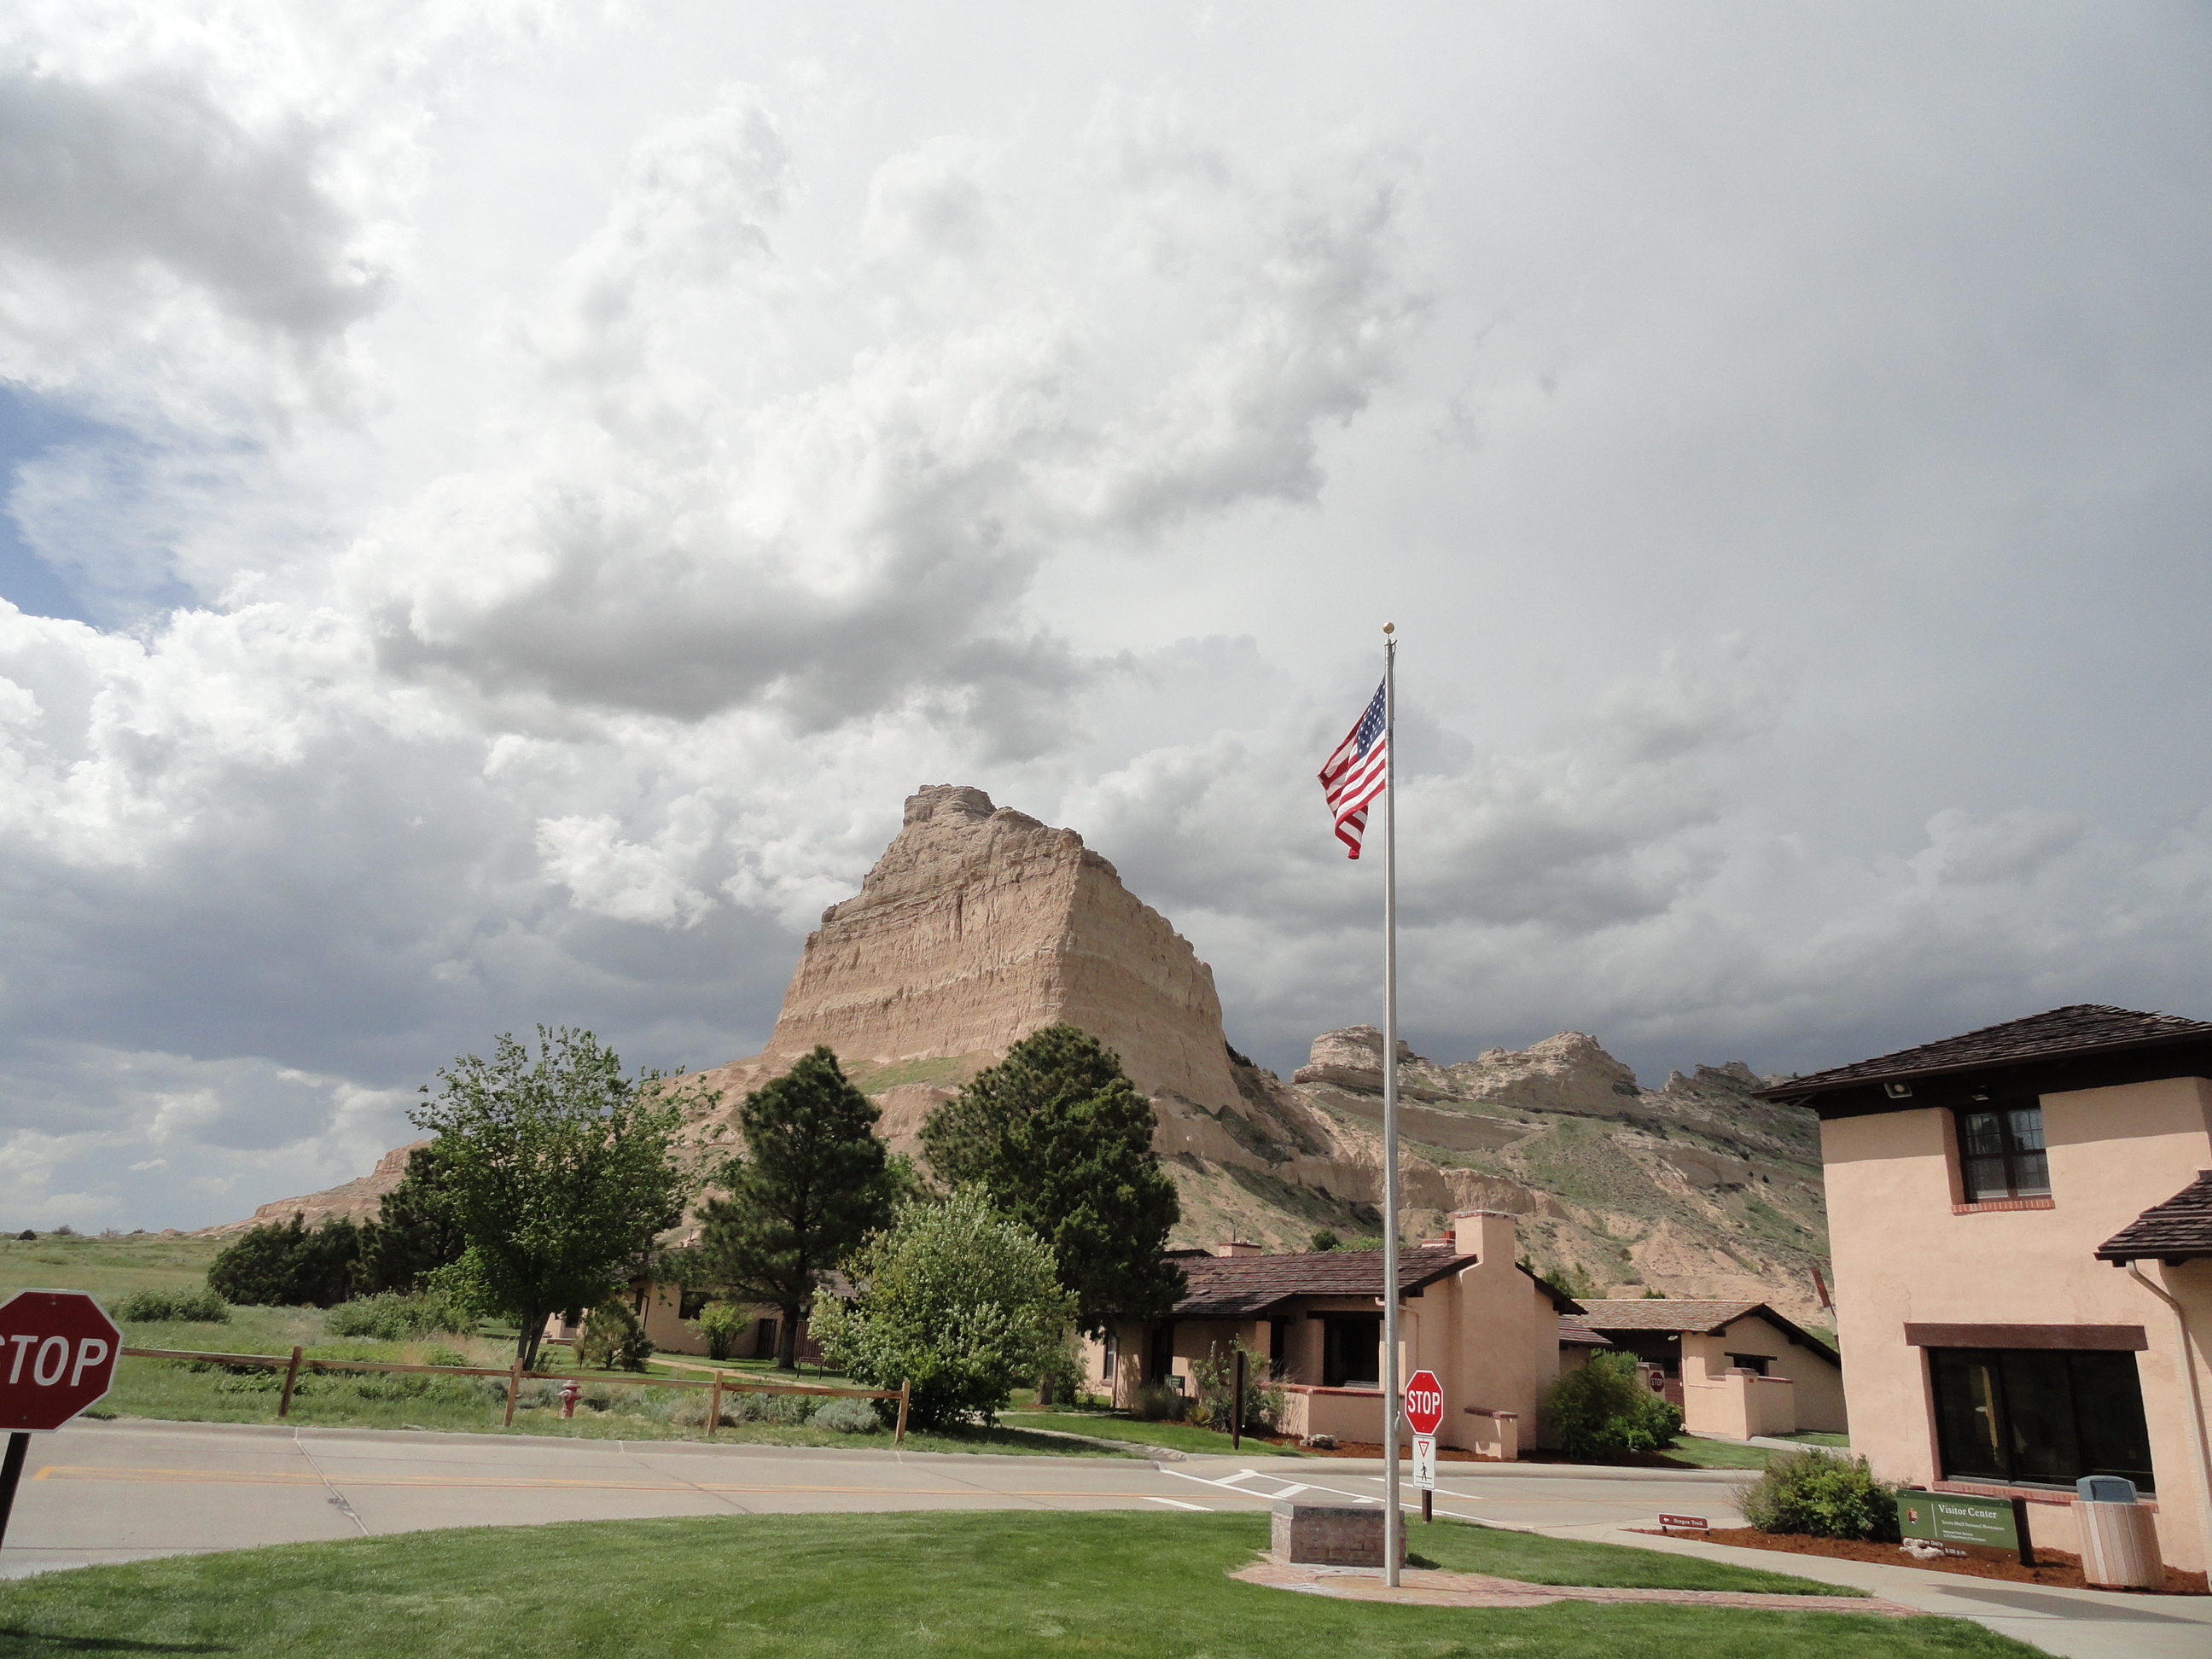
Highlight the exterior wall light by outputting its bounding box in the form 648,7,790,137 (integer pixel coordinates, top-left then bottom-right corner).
1883,1081,1914,1099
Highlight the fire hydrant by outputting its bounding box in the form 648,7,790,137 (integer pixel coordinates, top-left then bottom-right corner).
558,1379,581,1420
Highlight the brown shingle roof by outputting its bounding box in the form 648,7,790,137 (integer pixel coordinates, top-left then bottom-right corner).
2096,1171,2212,1264
1169,1246,1580,1318
1557,1315,1614,1348
1574,1298,1840,1366
1755,1004,2212,1100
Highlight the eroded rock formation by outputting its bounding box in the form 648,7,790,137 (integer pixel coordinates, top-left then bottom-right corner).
194,1141,428,1237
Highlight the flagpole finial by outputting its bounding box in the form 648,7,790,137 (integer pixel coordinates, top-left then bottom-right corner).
1382,622,1394,634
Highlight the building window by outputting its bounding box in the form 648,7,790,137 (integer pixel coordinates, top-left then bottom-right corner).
1929,1348,2152,1491
678,1289,711,1321
1957,1104,2050,1202
1269,1318,1289,1378
1102,1329,1117,1383
1726,1353,1771,1377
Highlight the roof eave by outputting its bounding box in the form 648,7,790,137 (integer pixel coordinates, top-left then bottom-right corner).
1754,1027,2212,1105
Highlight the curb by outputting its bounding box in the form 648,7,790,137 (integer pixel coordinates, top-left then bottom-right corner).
55,1416,1141,1466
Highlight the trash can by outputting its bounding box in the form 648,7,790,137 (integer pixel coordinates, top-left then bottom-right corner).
2074,1476,2163,1590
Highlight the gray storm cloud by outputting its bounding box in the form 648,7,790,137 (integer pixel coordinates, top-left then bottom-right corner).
0,3,2208,1228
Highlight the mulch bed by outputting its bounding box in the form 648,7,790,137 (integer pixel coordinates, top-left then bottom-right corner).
1636,1527,2209,1597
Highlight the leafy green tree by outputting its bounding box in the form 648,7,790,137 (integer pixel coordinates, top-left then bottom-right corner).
810,1188,1074,1429
408,1027,696,1369
919,1025,1184,1336
693,1047,904,1369
207,1214,362,1307
358,1144,469,1294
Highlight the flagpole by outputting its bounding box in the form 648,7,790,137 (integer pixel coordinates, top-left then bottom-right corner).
1380,622,1401,1587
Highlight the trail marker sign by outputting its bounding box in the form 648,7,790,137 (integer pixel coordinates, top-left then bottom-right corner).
1404,1368,1442,1495
0,1289,120,1431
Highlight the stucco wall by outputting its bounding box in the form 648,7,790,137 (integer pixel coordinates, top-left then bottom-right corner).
1677,1316,1847,1434
1821,1074,2212,1572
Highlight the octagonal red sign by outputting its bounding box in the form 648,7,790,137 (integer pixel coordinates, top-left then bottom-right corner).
0,1289,123,1431
1404,1368,1444,1438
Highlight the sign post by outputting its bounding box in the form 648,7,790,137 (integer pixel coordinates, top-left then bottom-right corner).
0,1289,124,1551
1405,1367,1442,1523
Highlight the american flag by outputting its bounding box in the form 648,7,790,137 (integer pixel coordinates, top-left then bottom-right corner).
1318,681,1388,859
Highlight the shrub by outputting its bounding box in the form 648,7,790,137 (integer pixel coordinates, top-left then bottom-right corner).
1540,1352,1683,1458
1741,1449,1902,1541
731,1388,817,1425
1188,1338,1282,1434
421,1345,471,1369
813,1396,883,1434
811,1188,1075,1430
117,1286,230,1324
207,1214,362,1307
578,1299,655,1371
1128,1382,1185,1423
325,1291,471,1340
1034,1333,1086,1406
686,1301,745,1361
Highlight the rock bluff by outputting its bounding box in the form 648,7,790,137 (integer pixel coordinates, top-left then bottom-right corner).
688,784,1243,1124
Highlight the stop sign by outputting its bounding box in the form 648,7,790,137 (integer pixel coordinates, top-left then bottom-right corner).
0,1289,122,1431
1403,1367,1444,1437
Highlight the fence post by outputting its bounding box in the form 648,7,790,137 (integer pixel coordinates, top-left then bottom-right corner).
894,1380,910,1448
504,1356,522,1427
277,1346,305,1419
706,1371,723,1439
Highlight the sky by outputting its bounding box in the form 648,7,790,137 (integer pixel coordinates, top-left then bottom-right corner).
3,2,2209,1230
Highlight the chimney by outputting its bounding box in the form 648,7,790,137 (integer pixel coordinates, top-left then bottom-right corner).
1450,1210,1517,1265
1214,1241,1263,1257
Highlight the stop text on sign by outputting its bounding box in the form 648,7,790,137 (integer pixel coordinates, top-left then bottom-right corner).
7,1333,111,1388
1406,1384,1441,1420
0,1288,125,1432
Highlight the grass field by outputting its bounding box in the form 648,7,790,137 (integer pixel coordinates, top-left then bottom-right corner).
0,1511,2042,1659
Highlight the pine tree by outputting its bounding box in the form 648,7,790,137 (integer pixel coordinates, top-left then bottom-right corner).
358,1144,469,1294
694,1046,902,1369
207,1214,362,1307
919,1024,1185,1336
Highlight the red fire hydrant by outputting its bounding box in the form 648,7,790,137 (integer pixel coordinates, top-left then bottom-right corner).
558,1379,581,1420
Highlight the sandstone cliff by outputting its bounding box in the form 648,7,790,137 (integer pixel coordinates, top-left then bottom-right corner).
681,784,1245,1153
194,1141,429,1237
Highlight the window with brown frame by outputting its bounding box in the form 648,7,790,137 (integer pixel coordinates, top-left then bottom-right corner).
1957,1103,2050,1202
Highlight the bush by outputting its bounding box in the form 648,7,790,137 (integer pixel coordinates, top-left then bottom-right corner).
1034,1333,1086,1406
207,1214,362,1307
1188,1338,1282,1435
1540,1352,1683,1459
812,1396,883,1434
578,1299,655,1371
686,1301,745,1361
1741,1449,1901,1540
325,1291,472,1341
811,1188,1075,1430
1128,1382,1185,1423
731,1388,817,1425
117,1286,230,1324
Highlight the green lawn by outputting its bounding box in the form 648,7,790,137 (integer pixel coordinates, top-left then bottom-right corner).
0,1511,2039,1659
1656,1435,1777,1470
0,1230,223,1304
1004,1408,1307,1456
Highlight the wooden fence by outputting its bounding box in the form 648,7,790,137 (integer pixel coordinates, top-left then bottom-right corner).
120,1347,911,1446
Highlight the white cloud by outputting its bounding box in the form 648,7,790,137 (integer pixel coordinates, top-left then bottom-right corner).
0,3,2209,1225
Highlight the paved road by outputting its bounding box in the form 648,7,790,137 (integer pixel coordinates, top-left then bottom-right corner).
11,1420,2208,1656
0,1418,1749,1577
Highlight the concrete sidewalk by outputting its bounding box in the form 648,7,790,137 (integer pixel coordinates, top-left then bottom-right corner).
1540,1522,2212,1659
